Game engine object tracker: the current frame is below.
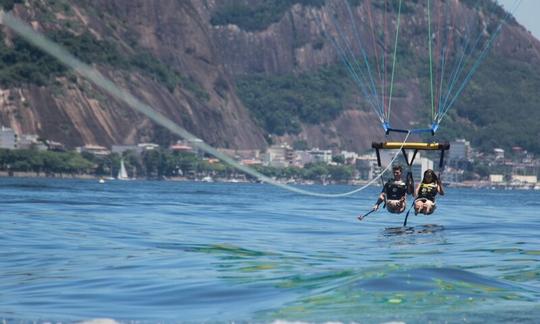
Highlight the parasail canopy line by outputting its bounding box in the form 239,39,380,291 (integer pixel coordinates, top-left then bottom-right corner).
328,0,522,136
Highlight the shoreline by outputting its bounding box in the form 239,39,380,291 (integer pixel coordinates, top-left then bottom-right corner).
0,171,538,190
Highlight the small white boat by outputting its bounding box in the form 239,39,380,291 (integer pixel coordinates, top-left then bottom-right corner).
201,176,213,182
117,158,131,180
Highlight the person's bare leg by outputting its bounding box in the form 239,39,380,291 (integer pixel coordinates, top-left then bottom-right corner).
424,201,434,214
415,200,423,215
387,200,399,213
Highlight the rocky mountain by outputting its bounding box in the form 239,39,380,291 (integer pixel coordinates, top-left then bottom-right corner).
0,0,267,149
1,0,539,153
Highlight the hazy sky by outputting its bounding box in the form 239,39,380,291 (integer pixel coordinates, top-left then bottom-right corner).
497,0,540,40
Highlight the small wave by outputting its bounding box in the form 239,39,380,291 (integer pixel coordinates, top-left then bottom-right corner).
352,265,538,297
152,242,274,258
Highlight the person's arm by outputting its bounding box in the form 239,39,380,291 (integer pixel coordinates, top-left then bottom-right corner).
406,172,414,195
437,178,445,196
414,184,420,198
373,192,385,211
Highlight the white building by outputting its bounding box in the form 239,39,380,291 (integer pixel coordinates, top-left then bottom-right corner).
340,150,359,164
217,148,260,160
489,174,504,183
17,134,47,150
355,153,378,180
412,157,434,181
264,144,294,168
112,144,141,155
512,175,537,184
77,144,110,156
293,150,313,167
449,139,471,162
138,143,160,151
445,168,464,183
308,148,332,164
494,148,505,160
0,126,17,149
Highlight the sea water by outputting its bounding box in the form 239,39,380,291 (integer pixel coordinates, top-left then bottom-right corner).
1,178,539,322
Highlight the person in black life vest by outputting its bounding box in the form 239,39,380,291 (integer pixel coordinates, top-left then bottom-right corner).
373,165,412,213
414,169,444,215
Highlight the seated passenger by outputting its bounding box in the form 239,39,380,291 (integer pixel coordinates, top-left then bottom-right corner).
414,169,444,215
373,165,411,214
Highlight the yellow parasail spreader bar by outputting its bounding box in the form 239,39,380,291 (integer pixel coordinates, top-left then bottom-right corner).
372,142,450,151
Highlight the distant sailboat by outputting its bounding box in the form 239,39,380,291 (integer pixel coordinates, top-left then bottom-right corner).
117,158,130,180
201,175,213,182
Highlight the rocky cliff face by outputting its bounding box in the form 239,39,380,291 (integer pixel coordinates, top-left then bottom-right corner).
1,0,540,152
0,0,267,149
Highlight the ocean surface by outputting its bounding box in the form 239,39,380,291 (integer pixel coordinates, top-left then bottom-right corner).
1,177,539,323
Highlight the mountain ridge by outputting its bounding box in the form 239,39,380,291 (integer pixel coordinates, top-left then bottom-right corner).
0,0,539,154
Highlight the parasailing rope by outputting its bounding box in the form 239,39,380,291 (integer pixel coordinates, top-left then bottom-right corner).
386,0,403,122
434,0,522,126
427,0,435,122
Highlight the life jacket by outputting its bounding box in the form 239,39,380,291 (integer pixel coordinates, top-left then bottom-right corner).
418,182,438,202
384,180,407,200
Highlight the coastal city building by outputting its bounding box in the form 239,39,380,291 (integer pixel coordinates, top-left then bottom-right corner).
444,167,465,184
494,148,505,160
511,175,537,186
218,148,260,161
0,126,17,149
490,174,505,184
449,139,471,162
293,150,314,167
340,150,359,165
241,159,263,166
44,140,65,151
138,143,160,151
77,144,110,156
308,148,332,164
112,144,142,155
355,154,378,180
17,134,47,150
263,144,294,168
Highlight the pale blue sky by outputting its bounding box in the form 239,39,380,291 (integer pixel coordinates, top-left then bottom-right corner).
498,0,540,39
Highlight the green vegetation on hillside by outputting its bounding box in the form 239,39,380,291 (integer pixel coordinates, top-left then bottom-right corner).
0,35,67,86
210,0,325,31
0,28,208,99
0,0,23,11
236,65,354,135
210,0,419,32
436,54,540,154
